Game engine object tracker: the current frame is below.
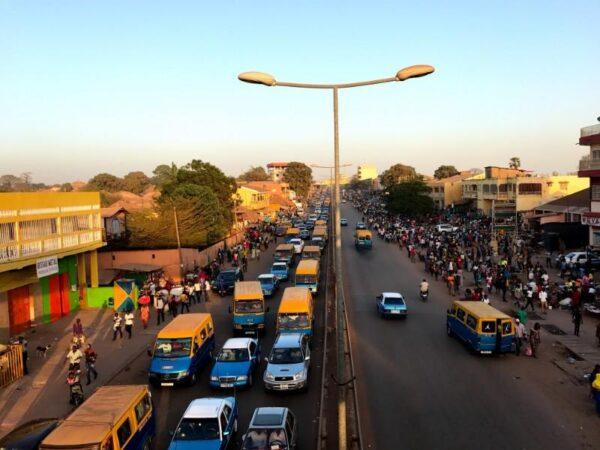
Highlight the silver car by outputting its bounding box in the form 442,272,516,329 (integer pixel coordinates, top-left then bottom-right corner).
263,333,310,392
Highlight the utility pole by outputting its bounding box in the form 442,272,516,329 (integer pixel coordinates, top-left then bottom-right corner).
173,204,184,281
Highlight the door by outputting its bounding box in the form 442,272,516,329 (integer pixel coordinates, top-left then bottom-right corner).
49,275,62,322
8,286,31,335
59,273,71,316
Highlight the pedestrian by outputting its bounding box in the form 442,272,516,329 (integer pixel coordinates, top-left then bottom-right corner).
18,336,28,375
124,309,134,339
514,318,526,356
169,295,178,318
572,307,583,337
539,288,548,313
204,279,211,302
66,344,83,370
180,291,190,314
84,343,98,385
155,293,166,325
140,303,150,329
596,322,600,347
525,287,535,312
72,318,84,337
529,322,541,358
112,312,123,340
592,373,600,416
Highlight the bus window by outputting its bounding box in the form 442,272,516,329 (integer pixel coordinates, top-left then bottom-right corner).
456,308,466,322
117,418,132,448
466,315,477,330
134,394,152,424
481,321,496,333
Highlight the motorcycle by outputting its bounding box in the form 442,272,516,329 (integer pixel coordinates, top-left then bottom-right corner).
420,290,429,302
67,370,84,406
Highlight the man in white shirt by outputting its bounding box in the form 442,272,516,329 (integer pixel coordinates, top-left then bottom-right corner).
538,288,548,313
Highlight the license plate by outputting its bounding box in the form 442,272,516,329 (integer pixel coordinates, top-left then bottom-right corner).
221,383,234,387
161,382,174,387
391,310,400,314
279,384,289,390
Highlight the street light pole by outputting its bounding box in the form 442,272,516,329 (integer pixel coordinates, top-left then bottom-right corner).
239,65,434,450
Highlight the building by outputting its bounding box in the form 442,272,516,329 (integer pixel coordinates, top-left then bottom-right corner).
577,122,600,247
0,192,104,340
461,166,588,215
101,202,128,243
427,171,480,209
266,162,289,182
357,165,378,181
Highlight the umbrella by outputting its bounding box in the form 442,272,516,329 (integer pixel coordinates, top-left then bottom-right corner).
138,295,151,305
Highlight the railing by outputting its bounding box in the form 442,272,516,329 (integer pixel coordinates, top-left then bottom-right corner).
0,345,24,389
581,124,600,138
579,157,600,171
21,241,42,257
43,237,62,252
0,244,19,264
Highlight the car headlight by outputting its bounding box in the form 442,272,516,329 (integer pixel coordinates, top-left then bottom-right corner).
237,375,248,381
210,376,218,381
177,371,188,379
265,372,275,381
293,370,306,381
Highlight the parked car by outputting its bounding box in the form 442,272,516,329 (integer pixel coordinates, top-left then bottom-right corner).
212,268,242,296
340,218,348,226
376,292,408,318
289,238,304,254
555,251,600,267
263,333,310,392
169,397,238,450
435,224,458,233
241,407,298,450
271,262,290,281
0,418,60,450
210,338,261,389
299,229,311,240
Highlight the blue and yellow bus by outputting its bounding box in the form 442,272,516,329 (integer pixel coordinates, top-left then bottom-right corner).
40,385,155,450
231,281,267,336
295,259,320,294
446,301,515,354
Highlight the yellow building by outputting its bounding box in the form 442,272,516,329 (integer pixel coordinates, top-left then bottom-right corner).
0,192,104,340
357,165,378,181
235,185,270,210
461,167,589,214
427,171,481,209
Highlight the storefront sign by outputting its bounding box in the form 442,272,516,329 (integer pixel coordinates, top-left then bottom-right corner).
36,256,59,278
581,216,600,226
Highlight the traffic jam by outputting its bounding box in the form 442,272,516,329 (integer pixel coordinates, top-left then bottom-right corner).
29,195,331,450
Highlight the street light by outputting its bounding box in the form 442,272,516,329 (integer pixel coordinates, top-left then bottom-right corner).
239,65,434,450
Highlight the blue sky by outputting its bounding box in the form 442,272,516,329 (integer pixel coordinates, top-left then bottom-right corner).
1,0,598,183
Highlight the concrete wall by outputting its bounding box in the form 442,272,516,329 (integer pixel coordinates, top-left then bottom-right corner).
98,232,245,281
87,286,114,308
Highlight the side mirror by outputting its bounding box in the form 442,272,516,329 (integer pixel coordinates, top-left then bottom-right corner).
168,430,174,437
305,356,310,361
223,430,230,436
147,348,153,357
242,433,247,441
266,307,270,313
228,306,232,314
264,357,269,363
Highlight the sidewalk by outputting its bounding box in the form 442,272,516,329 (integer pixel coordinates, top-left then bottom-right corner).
0,299,197,437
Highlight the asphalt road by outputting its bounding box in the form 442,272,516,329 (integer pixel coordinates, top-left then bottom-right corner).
110,239,326,449
341,204,596,450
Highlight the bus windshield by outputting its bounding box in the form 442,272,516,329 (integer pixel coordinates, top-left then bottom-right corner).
278,313,309,329
235,300,264,314
154,338,192,358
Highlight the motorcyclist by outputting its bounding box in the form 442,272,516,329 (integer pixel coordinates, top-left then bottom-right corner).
420,279,429,294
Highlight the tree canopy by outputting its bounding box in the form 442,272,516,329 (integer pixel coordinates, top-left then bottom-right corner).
386,179,434,216
238,166,269,182
122,171,151,195
87,173,125,192
152,163,179,188
433,165,460,180
509,157,521,169
380,164,418,188
283,162,312,200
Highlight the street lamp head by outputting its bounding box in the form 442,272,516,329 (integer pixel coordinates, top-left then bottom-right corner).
395,65,435,81
238,71,277,86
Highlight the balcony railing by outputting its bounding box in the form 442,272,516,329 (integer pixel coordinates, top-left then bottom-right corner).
579,157,600,171
581,124,600,138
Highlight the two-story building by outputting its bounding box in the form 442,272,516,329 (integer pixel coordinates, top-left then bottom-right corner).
0,192,104,340
577,122,600,247
427,171,481,209
462,166,588,215
266,162,289,182
357,164,378,181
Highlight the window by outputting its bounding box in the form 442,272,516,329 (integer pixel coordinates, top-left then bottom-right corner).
518,183,542,195
559,182,568,191
200,329,207,340
134,394,152,424
0,223,16,244
481,321,496,333
456,308,466,322
502,322,512,335
101,436,114,450
592,185,600,201
483,185,490,193
593,149,600,160
116,418,132,447
19,218,58,240
207,322,214,335
286,412,295,442
222,405,232,421
466,315,477,330
546,182,553,187
219,412,229,434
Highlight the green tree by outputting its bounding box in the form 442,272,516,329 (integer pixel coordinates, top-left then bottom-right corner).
163,159,237,227
60,183,74,192
386,179,434,216
87,173,124,192
122,171,151,194
283,162,312,200
238,166,269,182
152,163,179,187
380,164,418,188
349,174,372,191
433,165,460,180
509,157,521,169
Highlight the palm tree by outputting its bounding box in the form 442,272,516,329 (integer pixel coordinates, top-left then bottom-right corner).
509,157,521,169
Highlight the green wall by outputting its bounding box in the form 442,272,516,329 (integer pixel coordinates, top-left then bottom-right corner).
87,286,113,308
40,277,51,324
